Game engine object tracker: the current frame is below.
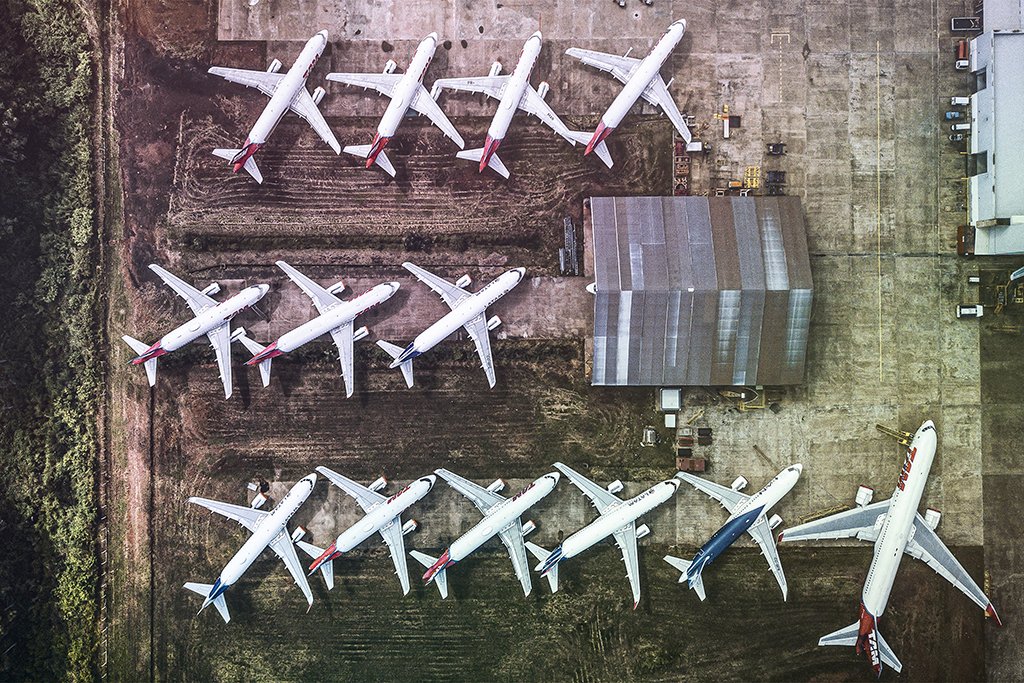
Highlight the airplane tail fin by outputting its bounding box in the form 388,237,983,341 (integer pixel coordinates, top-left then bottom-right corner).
343,144,396,177
183,582,230,623
525,542,559,593
235,332,273,387
565,131,613,168
819,613,903,674
122,335,158,387
295,540,335,590
376,340,414,388
409,550,448,598
663,555,706,601
212,148,263,184
455,148,510,179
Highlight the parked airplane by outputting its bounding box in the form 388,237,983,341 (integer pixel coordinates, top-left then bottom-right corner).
326,33,464,176
664,465,803,601
780,421,1001,675
122,264,268,399
208,30,340,183
301,468,435,595
565,19,692,168
183,473,321,623
376,262,525,388
528,462,681,608
411,469,559,598
431,31,577,178
236,261,399,397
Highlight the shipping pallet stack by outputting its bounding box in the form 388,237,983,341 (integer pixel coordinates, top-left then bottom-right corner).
676,426,713,472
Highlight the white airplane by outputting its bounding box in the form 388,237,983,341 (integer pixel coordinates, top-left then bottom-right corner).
326,33,464,177
301,468,435,595
664,465,803,602
236,261,400,397
376,262,525,388
431,31,577,179
121,264,269,399
780,421,1001,676
565,19,692,168
528,462,681,608
208,30,340,184
183,473,324,623
411,469,560,598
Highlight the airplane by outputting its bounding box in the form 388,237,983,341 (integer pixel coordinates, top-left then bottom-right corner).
326,32,465,177
121,264,269,399
664,464,803,602
236,261,400,397
411,469,559,598
565,19,692,168
528,462,681,608
207,30,340,183
376,262,525,389
183,473,325,623
431,31,578,178
779,420,1001,676
301,468,435,595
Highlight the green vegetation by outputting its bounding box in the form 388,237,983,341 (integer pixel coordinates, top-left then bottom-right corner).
0,0,99,679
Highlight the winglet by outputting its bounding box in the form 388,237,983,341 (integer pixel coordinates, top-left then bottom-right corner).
376,340,414,387
409,550,449,598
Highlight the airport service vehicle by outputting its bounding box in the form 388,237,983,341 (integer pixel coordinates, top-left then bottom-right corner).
944,111,963,120
431,31,578,178
956,303,984,318
949,133,965,142
302,468,435,595
412,470,560,598
780,420,1001,675
207,30,339,183
564,19,692,168
326,33,464,176
665,464,803,601
184,474,321,623
236,261,399,397
528,462,681,608
376,262,525,388
122,264,269,399
951,123,971,132
950,96,970,106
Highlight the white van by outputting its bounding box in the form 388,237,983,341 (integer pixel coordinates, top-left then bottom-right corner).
950,96,970,106
951,123,971,131
956,304,984,319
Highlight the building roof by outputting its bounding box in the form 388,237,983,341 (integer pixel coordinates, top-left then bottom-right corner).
984,0,1024,30
590,196,812,386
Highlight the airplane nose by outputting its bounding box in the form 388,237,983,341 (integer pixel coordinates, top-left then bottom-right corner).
306,472,318,485
548,471,561,483
427,32,439,42
257,284,270,296
674,19,688,31
388,281,401,294
424,474,437,487
790,463,803,474
531,31,542,40
921,419,935,430
318,30,329,39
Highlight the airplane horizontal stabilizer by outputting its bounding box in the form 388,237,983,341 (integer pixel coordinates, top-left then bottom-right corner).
235,333,273,387
183,582,230,623
664,555,706,600
526,542,559,593
565,131,614,168
819,620,903,674
343,144,396,177
455,148,510,179
409,550,449,599
296,540,335,590
122,335,158,386
376,340,414,388
212,148,264,184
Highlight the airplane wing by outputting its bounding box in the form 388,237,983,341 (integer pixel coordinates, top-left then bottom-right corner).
325,72,403,98
378,518,412,595
289,88,341,154
188,496,269,533
315,465,386,513
553,461,621,514
409,85,465,148
675,472,748,515
402,262,472,309
328,322,356,398
565,47,641,85
268,531,314,608
519,84,574,142
462,314,496,388
435,467,504,515
640,75,692,143
612,522,642,608
779,500,891,543
208,66,286,98
206,323,234,399
497,518,533,596
747,515,788,600
276,260,342,315
432,75,508,100
149,264,216,315
904,514,996,613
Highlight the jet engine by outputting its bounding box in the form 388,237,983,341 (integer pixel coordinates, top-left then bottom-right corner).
488,61,503,77
486,316,501,331
455,274,472,289
855,485,874,508
326,281,346,295
635,523,651,539
290,526,307,542
730,476,748,492
383,59,398,74
521,520,537,536
201,282,221,297
402,519,419,536
924,508,941,530
311,86,326,105
536,81,550,100
606,479,624,495
267,58,282,73
486,479,505,494
353,326,369,342
768,514,783,530
368,476,388,492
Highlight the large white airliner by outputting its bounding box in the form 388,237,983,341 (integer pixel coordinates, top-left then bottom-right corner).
184,473,324,623
237,261,400,397
565,19,692,168
528,462,681,608
376,262,525,388
302,468,435,595
326,33,464,177
122,264,269,399
208,30,340,183
780,421,1001,675
431,31,577,178
411,469,559,598
665,465,802,601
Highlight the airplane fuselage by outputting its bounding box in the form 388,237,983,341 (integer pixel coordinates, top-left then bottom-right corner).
726,465,802,523
245,31,327,148
685,506,763,580
272,282,399,356
598,20,685,131
335,476,435,553
141,284,268,360
485,33,542,146
376,33,437,140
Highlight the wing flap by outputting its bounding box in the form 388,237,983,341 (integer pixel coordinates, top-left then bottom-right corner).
905,513,995,613
463,314,496,388
379,519,411,596
747,516,788,600
519,85,575,143
316,465,386,512
149,264,217,315
268,532,314,609
188,496,268,532
565,47,640,84
208,66,285,97
498,519,533,596
435,468,504,515
432,75,508,99
641,75,692,143
325,72,403,97
675,472,748,514
612,522,642,608
409,85,465,148
553,461,620,514
276,260,341,314
289,88,341,154
402,262,472,309
778,500,890,544
206,323,234,399
328,322,356,398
